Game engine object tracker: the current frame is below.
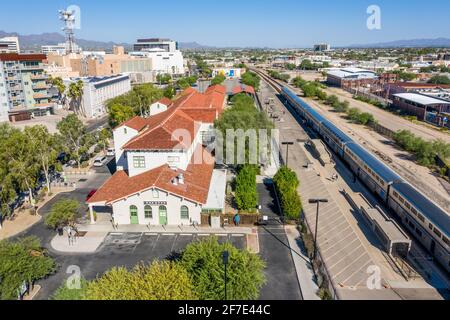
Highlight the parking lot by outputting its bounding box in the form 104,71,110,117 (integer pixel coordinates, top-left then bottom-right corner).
35,232,247,300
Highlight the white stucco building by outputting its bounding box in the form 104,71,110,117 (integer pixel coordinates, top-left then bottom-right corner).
72,74,131,119
88,85,227,226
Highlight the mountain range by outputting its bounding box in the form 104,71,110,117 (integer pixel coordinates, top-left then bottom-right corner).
2,30,450,50
0,31,211,51
348,37,450,48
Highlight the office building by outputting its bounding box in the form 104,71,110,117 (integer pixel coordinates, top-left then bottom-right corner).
0,53,56,122
72,74,131,119
133,38,178,52
314,43,331,52
0,37,20,53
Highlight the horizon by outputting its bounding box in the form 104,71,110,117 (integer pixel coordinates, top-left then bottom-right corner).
1,0,450,48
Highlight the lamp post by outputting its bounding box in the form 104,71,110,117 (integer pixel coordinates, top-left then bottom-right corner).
282,142,294,167
222,250,229,300
309,198,328,261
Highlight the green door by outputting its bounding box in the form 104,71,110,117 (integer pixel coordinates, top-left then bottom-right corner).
159,206,167,225
130,206,139,225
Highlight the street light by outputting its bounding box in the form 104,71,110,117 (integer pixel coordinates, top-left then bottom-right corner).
309,198,328,261
222,250,229,300
282,142,294,167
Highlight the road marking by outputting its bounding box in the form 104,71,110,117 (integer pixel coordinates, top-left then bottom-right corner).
161,233,175,236
231,234,245,237
179,234,193,236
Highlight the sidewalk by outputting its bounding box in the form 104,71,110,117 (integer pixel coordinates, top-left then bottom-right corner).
285,225,321,300
77,223,255,235
50,231,108,253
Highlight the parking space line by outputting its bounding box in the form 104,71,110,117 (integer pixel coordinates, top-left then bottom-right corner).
169,234,178,253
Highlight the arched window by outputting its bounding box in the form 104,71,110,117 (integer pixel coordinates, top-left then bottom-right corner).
180,206,189,220
144,205,153,219
130,205,138,215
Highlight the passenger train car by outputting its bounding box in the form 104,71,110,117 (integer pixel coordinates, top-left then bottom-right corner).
281,86,450,273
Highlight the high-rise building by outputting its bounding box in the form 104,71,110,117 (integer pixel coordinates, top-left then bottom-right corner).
313,43,331,52
0,37,20,53
0,53,56,122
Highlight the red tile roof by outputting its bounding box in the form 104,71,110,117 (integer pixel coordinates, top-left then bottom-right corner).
157,97,173,106
87,146,215,205
232,85,255,95
115,86,226,150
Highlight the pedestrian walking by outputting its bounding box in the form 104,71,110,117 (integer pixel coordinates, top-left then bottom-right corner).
233,214,241,227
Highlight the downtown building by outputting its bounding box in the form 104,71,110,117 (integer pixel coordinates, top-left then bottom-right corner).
0,36,20,53
87,85,227,226
0,53,57,122
69,74,132,119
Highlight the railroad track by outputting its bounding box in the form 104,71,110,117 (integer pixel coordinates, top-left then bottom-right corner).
254,68,450,211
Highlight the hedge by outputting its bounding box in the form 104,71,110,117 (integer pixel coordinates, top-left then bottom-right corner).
273,166,302,220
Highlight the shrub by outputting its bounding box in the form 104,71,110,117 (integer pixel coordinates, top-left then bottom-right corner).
235,165,258,211
180,236,266,300
51,278,89,300
45,199,80,229
273,166,302,220
84,261,197,300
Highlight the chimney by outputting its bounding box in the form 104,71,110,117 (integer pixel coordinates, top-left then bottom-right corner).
178,173,185,185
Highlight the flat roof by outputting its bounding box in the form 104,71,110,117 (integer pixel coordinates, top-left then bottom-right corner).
393,93,450,106
363,206,410,243
204,169,227,210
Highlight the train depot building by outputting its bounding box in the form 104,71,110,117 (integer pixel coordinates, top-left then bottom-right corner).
87,85,227,226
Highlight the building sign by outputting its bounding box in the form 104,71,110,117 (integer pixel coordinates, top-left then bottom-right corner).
144,201,167,206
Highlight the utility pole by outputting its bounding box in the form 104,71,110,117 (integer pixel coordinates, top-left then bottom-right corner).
309,198,329,261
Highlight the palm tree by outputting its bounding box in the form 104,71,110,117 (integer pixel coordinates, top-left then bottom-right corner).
50,77,67,109
68,80,85,117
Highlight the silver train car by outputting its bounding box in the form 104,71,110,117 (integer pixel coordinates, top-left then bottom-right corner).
281,86,450,273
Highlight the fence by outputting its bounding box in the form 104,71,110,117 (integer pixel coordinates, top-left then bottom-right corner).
200,213,261,227
368,122,396,139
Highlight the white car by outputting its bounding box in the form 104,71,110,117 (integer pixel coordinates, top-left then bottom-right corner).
93,156,107,167
106,148,115,157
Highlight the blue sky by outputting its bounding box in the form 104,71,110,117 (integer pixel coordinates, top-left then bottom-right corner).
1,0,449,47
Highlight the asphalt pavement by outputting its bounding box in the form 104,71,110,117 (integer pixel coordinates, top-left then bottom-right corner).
257,182,303,300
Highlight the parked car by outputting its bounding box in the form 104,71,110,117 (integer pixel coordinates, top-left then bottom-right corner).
86,189,98,202
93,156,107,167
106,148,115,157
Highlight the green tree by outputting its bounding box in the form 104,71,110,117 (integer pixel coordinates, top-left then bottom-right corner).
235,165,258,211
24,125,60,194
428,75,450,85
51,278,89,300
241,71,261,91
68,80,85,117
50,76,67,108
98,128,112,154
57,114,90,169
108,103,135,127
211,74,226,85
273,166,302,220
156,73,172,85
8,129,40,206
163,86,176,99
180,237,266,300
84,261,197,300
0,237,56,300
45,199,80,229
